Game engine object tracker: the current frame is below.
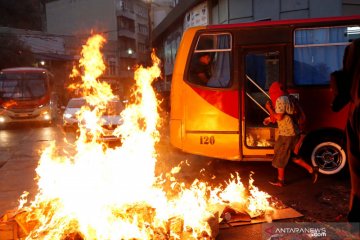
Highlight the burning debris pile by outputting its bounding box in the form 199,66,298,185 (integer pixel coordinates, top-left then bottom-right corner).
0,34,279,240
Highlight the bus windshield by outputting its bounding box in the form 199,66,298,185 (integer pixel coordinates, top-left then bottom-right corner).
0,72,47,100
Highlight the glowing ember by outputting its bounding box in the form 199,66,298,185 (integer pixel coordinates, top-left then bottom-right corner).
15,34,273,239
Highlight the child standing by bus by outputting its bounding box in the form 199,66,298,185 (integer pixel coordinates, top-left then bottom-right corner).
264,82,318,187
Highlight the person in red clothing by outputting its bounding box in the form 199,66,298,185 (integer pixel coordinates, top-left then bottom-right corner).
264,82,318,187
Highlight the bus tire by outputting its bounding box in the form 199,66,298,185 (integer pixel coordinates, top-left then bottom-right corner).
310,137,347,175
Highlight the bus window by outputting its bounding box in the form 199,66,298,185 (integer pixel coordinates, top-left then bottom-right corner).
294,25,359,86
245,51,280,148
188,33,231,88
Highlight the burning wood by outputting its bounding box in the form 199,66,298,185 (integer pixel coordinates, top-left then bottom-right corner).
0,198,302,240
1,208,219,240
0,210,37,239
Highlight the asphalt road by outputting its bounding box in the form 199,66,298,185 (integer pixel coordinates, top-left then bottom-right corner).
0,121,358,239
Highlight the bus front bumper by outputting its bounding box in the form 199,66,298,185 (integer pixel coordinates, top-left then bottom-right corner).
0,107,52,124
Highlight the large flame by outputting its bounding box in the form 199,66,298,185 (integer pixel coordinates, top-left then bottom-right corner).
17,34,273,239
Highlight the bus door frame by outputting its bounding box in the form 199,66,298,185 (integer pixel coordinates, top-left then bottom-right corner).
238,44,287,158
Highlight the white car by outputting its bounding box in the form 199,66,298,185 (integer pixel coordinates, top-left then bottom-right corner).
63,97,124,141
94,100,124,141
62,97,87,129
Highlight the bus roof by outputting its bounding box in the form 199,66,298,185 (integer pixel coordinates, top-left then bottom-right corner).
1,67,48,73
208,15,360,30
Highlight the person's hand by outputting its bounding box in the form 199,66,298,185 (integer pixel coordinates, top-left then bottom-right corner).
263,117,271,125
265,100,272,110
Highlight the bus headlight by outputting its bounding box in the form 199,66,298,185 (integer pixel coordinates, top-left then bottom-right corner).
0,116,5,123
41,110,51,120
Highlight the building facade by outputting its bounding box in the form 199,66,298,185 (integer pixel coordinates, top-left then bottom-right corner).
46,0,152,93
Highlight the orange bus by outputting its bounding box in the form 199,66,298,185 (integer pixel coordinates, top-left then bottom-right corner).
0,67,57,126
169,15,360,175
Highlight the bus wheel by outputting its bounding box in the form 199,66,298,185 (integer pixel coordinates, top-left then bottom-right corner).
310,139,346,175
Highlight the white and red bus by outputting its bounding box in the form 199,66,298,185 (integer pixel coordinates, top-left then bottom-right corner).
169,15,360,175
0,67,57,126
